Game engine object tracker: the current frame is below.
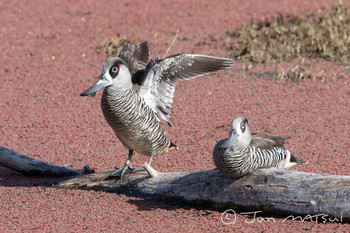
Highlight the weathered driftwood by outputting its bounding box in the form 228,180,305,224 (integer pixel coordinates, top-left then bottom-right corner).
51,167,350,222
0,146,84,177
1,146,349,222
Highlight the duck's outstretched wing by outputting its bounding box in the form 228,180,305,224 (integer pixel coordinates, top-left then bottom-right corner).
117,41,149,84
138,54,234,126
250,133,291,150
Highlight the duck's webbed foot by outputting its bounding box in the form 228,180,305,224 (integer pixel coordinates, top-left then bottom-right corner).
104,150,137,180
104,160,135,180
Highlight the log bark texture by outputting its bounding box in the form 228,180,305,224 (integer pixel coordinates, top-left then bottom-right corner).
52,168,350,222
0,146,83,177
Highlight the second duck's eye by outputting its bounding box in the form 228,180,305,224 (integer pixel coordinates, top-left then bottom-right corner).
240,122,246,132
111,66,119,73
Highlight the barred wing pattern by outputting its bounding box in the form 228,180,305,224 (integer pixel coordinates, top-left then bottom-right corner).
138,54,234,126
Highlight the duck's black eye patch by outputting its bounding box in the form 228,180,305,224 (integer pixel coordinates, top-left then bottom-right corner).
109,65,120,78
240,122,246,133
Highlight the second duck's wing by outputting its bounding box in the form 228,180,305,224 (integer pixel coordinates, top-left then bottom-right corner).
250,133,291,150
138,54,234,126
118,41,149,84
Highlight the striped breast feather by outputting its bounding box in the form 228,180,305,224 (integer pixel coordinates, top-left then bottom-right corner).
138,54,234,126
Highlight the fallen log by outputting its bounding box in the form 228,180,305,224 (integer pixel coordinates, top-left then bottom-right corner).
0,146,85,177
1,146,349,222
51,168,350,223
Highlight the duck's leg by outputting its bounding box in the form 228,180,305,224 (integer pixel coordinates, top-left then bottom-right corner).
142,154,159,177
148,154,154,166
105,150,135,180
120,150,135,177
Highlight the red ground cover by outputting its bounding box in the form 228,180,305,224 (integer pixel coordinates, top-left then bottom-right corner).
0,0,349,231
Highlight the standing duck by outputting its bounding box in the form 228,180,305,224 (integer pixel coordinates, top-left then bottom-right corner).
213,116,306,178
81,41,234,178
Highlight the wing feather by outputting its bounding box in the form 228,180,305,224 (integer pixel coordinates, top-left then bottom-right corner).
117,41,149,84
250,133,291,150
138,54,234,126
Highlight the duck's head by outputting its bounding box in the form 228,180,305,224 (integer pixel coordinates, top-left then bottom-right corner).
80,57,131,97
229,116,252,147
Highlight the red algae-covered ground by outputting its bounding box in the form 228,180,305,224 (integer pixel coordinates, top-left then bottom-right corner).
1,0,349,232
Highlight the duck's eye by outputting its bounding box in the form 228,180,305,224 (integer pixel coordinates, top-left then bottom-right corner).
240,122,246,132
111,66,119,73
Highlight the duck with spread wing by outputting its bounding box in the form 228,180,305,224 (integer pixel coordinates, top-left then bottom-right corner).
81,41,234,178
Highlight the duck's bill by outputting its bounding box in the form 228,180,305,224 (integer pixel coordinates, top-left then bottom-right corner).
80,78,109,97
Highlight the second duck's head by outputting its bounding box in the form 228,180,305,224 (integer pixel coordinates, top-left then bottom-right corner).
80,57,131,97
229,116,252,147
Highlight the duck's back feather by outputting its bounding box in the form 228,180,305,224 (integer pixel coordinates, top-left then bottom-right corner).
250,133,291,150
